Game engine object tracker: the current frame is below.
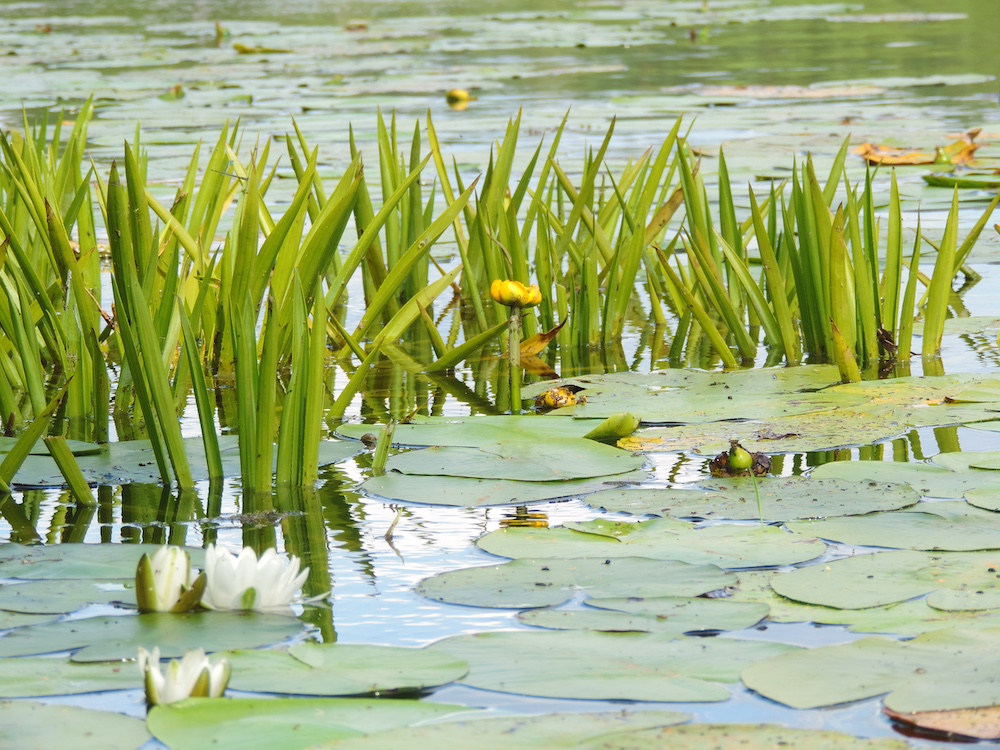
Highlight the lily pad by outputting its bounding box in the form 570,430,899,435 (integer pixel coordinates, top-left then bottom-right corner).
579,724,911,750
520,596,767,635
788,502,1000,551
478,518,826,568
226,643,467,696
384,438,645,481
0,580,132,613
810,460,1000,499
0,701,150,749
769,550,1000,610
337,414,598,447
417,557,734,609
360,470,648,508
730,570,1000,636
585,477,918,521
0,542,203,581
430,630,796,702
0,657,139,697
0,611,303,661
148,697,475,750
320,710,690,750
10,435,359,487
742,628,1000,712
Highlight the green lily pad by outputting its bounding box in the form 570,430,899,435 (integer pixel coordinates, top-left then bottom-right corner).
810,460,1000,499
0,436,103,456
320,710,691,750
417,557,733,609
430,630,796,702
478,518,826,568
384,438,645,481
585,477,918,521
0,656,140,697
0,580,132,613
730,570,1000,636
966,487,1000,512
0,542,203,580
360,470,648,507
0,701,150,749
520,596,767,635
769,550,1000,610
10,435,359,487
226,643,467,696
743,629,1000,712
148,697,475,750
337,414,599,447
579,724,910,750
0,610,55,629
788,502,1000,551
0,611,304,661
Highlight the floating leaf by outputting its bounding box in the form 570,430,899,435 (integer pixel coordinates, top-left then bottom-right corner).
478,518,826,568
0,612,303,661
0,543,203,581
148,698,473,750
384,438,645,481
769,549,1000,610
417,557,733,609
578,724,910,749
0,702,150,749
225,643,467,696
730,569,1000,636
360,470,647,508
0,579,132,613
810,460,1000,500
585,477,918,521
337,415,598,447
11,436,358,487
430,630,795,702
742,629,1000,712
788,502,1000,551
323,710,690,750
520,596,767,635
0,657,139,697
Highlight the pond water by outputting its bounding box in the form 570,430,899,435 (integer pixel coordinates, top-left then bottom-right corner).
1,0,999,747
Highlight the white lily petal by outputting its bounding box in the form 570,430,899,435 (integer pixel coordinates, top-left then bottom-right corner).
138,647,230,706
201,544,309,612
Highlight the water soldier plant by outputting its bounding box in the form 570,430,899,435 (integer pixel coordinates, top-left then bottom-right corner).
0,105,996,491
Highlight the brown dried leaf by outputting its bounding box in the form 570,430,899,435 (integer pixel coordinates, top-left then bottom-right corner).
520,318,567,357
885,705,1000,740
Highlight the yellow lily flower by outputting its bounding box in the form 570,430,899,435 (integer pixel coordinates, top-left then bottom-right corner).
490,279,542,308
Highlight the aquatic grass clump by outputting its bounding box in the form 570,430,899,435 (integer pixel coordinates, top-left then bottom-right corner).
0,104,995,490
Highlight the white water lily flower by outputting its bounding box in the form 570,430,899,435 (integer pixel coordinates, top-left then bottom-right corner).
137,647,230,707
201,544,309,612
135,546,205,613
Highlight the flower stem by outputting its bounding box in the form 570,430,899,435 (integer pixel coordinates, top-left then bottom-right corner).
508,307,522,413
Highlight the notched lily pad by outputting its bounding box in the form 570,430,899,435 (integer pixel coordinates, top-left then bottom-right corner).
769,549,1000,610
0,701,150,749
322,710,690,750
0,542,203,581
478,518,826,569
788,502,1000,551
147,697,473,750
585,477,918,521
384,438,645,481
0,611,304,661
579,723,911,749
0,580,132,613
417,557,734,609
0,657,139,697
519,595,767,635
225,643,468,696
360,470,648,508
742,628,1000,713
430,630,796,702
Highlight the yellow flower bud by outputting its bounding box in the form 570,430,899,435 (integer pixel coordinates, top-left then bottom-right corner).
490,279,542,308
